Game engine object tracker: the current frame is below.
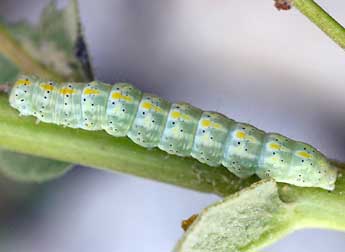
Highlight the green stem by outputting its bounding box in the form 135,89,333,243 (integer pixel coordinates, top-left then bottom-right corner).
0,93,256,195
284,169,345,231
1,91,345,208
293,0,345,49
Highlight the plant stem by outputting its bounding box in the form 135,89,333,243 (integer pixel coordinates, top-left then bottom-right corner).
1,91,345,202
280,171,345,232
0,93,256,195
293,0,345,49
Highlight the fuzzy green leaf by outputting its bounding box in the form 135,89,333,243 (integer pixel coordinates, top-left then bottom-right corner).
0,54,19,83
175,170,345,252
0,151,73,183
2,0,93,81
0,0,93,183
175,180,291,252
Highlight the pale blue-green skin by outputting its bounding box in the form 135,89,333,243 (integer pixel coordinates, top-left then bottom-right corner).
9,75,337,190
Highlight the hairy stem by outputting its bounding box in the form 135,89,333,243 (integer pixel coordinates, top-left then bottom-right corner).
293,0,345,49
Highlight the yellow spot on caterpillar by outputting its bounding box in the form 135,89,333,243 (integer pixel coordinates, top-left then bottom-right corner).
236,131,246,139
270,143,281,150
201,120,221,129
297,151,312,159
112,92,132,102
171,111,181,119
171,111,190,120
40,83,54,91
141,102,162,112
16,79,31,86
84,88,100,95
233,131,258,143
142,102,151,110
60,88,75,95
268,142,291,152
202,120,211,127
268,142,290,151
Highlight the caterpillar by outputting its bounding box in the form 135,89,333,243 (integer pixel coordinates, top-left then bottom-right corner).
9,75,337,190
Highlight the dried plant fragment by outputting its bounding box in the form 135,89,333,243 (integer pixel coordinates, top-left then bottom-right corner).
181,214,199,231
274,0,293,10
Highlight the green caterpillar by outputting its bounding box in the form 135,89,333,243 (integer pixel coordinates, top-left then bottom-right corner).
9,75,337,190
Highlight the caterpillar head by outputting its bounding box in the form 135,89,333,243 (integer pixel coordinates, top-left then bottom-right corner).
9,75,36,115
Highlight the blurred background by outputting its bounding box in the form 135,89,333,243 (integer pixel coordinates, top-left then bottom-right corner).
0,0,345,251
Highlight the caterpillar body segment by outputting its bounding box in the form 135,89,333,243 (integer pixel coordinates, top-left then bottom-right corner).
9,75,337,190
128,94,170,148
104,83,142,137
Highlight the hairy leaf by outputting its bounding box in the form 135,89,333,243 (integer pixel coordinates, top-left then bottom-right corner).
175,180,292,252
0,0,93,183
0,151,73,183
0,54,19,83
2,0,93,81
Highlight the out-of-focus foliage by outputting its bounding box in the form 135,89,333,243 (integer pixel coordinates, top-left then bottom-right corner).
0,0,93,183
175,168,345,252
175,180,287,252
1,0,93,81
0,151,73,183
